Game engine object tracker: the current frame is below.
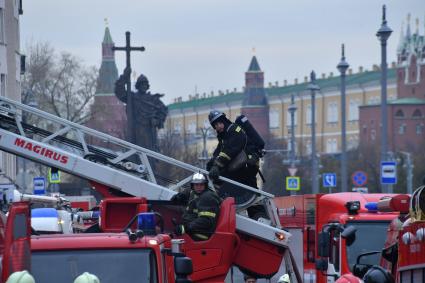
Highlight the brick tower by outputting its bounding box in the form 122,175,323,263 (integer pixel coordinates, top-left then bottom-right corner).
396,15,425,99
241,55,269,138
88,25,126,141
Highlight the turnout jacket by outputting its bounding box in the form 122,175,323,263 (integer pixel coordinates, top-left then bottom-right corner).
176,188,221,239
211,123,247,169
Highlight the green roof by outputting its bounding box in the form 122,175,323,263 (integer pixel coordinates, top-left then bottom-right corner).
361,97,425,108
169,92,244,110
169,68,397,110
247,56,261,72
103,27,114,44
388,97,425,105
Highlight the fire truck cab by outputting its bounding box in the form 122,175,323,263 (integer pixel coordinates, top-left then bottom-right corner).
1,199,193,283
274,193,408,283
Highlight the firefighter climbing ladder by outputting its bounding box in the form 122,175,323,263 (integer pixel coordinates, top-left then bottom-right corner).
0,96,287,247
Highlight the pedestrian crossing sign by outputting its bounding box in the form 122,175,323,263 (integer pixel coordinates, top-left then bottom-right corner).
286,176,300,191
48,168,61,184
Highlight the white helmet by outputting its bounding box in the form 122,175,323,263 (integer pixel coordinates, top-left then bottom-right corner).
277,274,290,283
74,272,100,283
191,173,208,185
6,271,35,283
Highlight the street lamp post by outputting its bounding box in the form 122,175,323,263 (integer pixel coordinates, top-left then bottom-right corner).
288,94,297,195
337,44,349,192
198,123,212,169
399,151,413,194
307,71,320,194
376,5,393,193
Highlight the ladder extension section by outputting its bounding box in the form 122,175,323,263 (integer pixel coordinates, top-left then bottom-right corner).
0,96,287,247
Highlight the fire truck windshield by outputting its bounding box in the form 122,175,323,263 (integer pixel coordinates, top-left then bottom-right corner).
31,248,158,283
345,221,390,271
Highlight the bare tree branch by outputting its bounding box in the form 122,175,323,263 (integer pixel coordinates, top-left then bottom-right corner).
22,41,98,125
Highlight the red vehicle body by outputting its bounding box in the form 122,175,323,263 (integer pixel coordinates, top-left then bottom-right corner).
274,193,407,283
0,195,301,283
0,199,191,283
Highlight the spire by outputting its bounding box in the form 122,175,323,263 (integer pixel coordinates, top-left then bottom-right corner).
97,20,118,94
406,13,412,39
248,56,261,72
397,21,405,53
103,18,114,44
415,17,420,35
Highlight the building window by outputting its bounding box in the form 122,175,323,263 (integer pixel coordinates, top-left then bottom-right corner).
371,130,376,140
305,140,312,155
286,109,297,126
416,124,423,135
348,99,360,121
412,109,422,118
187,121,196,134
327,102,338,123
269,110,279,129
173,122,181,134
0,8,4,44
326,138,337,153
305,104,316,125
395,109,404,118
15,53,21,81
398,124,406,135
0,74,5,97
348,137,358,150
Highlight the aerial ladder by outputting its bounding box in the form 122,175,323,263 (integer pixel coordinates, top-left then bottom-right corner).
0,96,299,281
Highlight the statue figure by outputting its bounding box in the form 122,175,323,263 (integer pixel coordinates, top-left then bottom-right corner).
115,67,168,151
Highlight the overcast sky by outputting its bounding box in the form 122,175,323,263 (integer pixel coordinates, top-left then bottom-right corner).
22,1,425,105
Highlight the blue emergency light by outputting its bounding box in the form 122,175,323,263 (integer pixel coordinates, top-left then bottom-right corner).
31,208,58,218
137,212,156,235
365,202,378,212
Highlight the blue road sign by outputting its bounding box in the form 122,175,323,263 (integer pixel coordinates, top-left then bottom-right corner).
381,161,397,185
286,177,300,191
352,171,368,187
33,177,46,195
323,173,337,187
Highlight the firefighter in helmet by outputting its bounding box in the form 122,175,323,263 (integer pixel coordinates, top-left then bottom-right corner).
171,173,221,241
277,274,291,283
6,271,35,283
206,110,262,208
74,272,100,283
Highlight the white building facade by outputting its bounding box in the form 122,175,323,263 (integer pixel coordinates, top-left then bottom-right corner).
0,0,22,182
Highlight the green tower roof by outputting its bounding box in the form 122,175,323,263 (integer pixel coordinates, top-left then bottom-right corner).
103,27,114,44
247,56,261,72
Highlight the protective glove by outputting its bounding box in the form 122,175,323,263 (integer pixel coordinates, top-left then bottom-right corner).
206,158,215,171
170,193,181,204
246,153,260,167
208,165,220,181
175,224,185,236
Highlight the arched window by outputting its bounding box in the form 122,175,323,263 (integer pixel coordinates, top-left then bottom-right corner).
412,109,422,118
398,124,406,135
416,124,424,135
395,109,404,118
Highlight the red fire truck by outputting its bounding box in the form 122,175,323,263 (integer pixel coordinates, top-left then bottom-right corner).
0,96,301,282
274,193,409,283
0,198,195,283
